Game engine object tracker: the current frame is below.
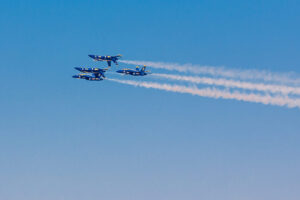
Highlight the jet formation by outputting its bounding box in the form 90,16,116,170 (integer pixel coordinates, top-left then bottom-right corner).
72,54,151,81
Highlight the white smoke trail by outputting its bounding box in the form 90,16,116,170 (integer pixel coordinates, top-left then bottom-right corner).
152,73,300,96
120,60,300,85
107,78,300,109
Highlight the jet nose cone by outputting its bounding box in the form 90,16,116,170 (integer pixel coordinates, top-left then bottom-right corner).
74,67,81,71
116,70,122,73
72,75,79,78
88,55,95,58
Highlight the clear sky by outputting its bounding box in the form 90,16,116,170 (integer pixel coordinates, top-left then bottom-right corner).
0,0,300,200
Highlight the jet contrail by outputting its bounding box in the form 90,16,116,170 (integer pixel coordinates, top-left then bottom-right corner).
120,60,300,85
152,73,300,96
107,78,300,109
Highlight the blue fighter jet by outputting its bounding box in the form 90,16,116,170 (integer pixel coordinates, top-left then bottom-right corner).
88,54,122,67
116,65,151,76
72,74,103,81
72,67,108,81
74,67,108,78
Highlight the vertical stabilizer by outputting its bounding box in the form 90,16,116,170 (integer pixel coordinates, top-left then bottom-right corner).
141,65,146,72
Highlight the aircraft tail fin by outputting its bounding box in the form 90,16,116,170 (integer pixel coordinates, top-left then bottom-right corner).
107,60,112,67
100,71,106,78
141,65,146,72
136,66,140,71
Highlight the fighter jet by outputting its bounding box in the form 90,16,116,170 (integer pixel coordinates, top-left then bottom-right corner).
88,54,122,67
72,67,108,81
74,67,108,78
72,74,103,81
116,65,150,76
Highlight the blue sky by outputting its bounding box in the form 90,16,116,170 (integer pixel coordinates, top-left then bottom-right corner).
0,0,300,200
